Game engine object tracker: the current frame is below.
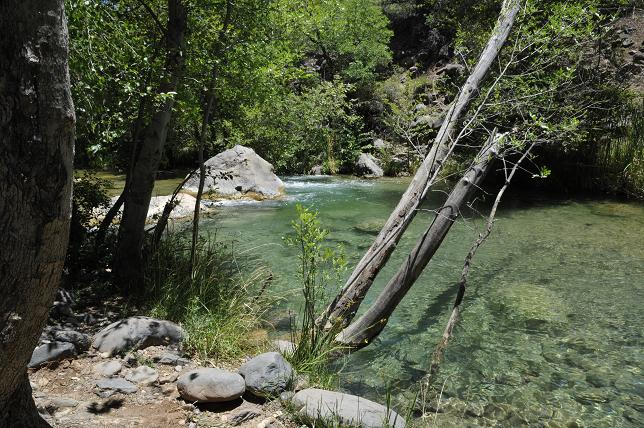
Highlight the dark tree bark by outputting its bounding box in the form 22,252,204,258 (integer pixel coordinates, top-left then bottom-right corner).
0,1,75,426
114,0,187,292
336,133,501,348
321,0,520,331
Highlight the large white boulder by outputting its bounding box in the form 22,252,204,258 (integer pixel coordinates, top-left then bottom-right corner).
183,145,284,200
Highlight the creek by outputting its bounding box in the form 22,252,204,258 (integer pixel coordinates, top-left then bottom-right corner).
199,175,644,427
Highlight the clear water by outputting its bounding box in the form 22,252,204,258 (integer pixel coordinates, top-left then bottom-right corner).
199,175,644,427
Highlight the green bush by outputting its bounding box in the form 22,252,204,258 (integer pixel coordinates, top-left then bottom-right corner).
283,204,347,387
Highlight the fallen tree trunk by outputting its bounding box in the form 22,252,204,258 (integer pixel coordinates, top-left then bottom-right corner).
336,132,503,348
321,0,521,330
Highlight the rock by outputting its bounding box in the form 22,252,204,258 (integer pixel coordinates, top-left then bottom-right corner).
183,145,284,200
94,360,123,377
271,340,296,356
292,389,405,428
355,153,384,178
410,114,443,129
309,165,324,175
96,378,138,394
238,352,294,397
126,366,159,385
29,342,76,369
622,39,634,47
229,407,262,426
354,219,385,235
177,368,245,403
373,138,388,149
51,329,91,352
92,316,184,356
438,63,465,77
146,193,199,220
633,52,644,64
154,353,191,366
38,397,79,415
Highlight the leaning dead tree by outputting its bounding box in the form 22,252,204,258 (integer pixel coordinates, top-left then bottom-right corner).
336,131,504,348
320,0,521,331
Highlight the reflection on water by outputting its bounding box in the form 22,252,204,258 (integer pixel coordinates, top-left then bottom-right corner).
200,175,644,427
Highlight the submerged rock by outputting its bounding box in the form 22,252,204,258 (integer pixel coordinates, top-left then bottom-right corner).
183,145,284,200
355,153,384,178
238,352,294,397
92,316,184,356
29,342,77,369
177,368,245,403
292,388,405,428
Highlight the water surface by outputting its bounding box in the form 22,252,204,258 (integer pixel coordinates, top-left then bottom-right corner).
200,176,643,427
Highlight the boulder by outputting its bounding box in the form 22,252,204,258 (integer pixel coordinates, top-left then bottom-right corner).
51,329,91,352
292,388,405,428
238,352,294,397
355,153,384,178
183,145,284,200
29,342,76,369
410,114,443,129
146,193,199,220
177,368,245,403
94,360,123,377
96,378,138,395
126,365,158,385
271,339,296,356
309,165,324,175
92,316,184,356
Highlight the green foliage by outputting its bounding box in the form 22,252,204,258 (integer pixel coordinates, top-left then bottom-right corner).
232,80,365,173
283,204,346,386
72,171,112,228
146,234,272,362
66,0,158,167
284,0,393,85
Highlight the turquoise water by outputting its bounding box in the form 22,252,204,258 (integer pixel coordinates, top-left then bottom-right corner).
200,176,644,427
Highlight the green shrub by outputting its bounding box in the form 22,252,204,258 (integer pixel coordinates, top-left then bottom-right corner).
283,204,347,387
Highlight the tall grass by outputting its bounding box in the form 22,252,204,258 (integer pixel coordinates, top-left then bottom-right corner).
145,233,273,363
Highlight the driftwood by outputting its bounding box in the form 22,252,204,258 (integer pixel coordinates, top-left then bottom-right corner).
321,0,521,331
336,131,503,348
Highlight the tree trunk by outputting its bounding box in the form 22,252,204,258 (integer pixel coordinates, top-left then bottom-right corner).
114,0,187,292
321,0,520,330
0,1,75,426
190,0,232,273
336,133,501,348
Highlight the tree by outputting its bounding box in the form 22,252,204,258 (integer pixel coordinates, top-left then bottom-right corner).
0,0,75,425
114,0,188,292
320,0,521,331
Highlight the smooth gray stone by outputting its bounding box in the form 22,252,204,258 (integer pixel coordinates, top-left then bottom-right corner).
177,368,245,403
355,153,384,178
183,145,284,199
96,378,138,394
238,352,294,397
94,360,123,377
292,388,405,428
29,342,76,368
125,365,158,385
92,316,184,356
